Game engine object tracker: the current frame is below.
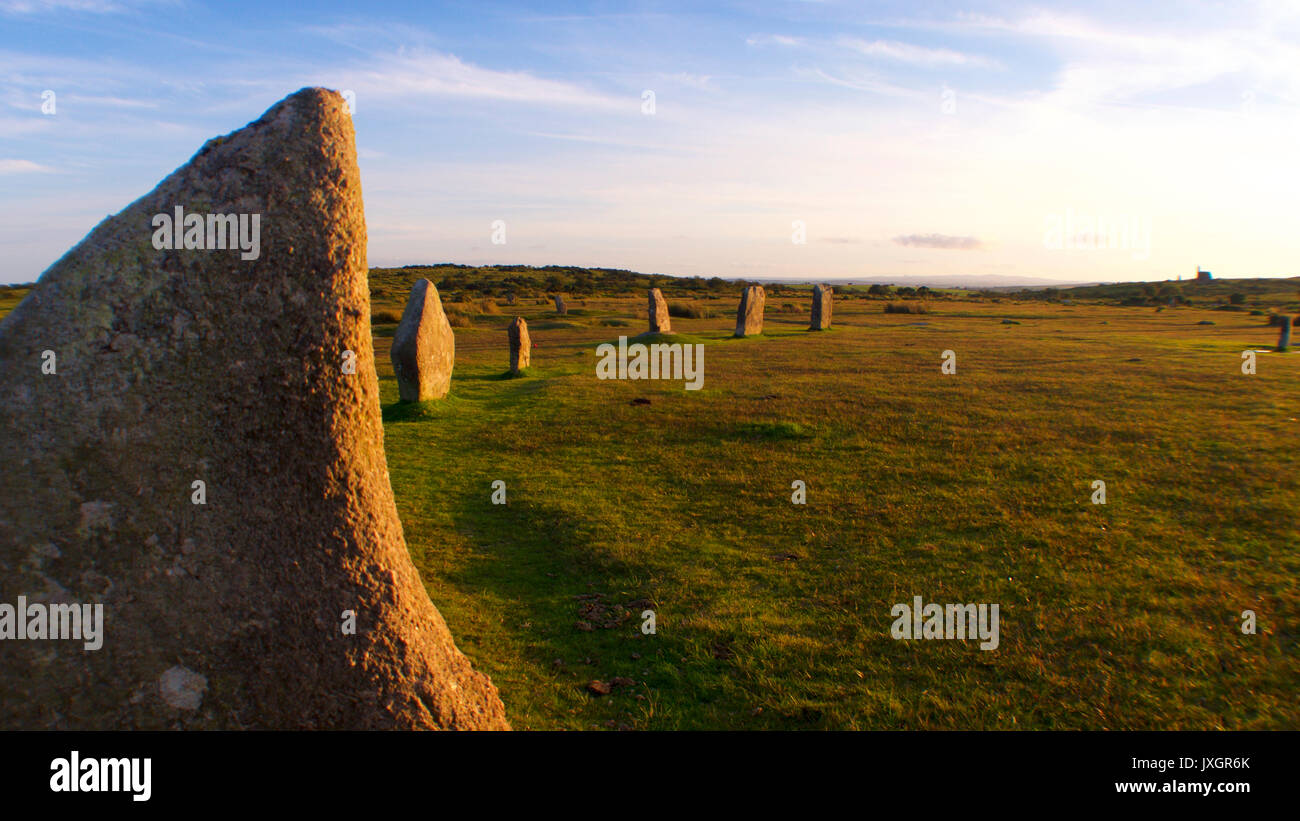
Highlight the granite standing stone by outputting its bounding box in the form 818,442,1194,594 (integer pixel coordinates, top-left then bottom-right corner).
390,278,454,401
0,88,508,730
648,288,672,334
735,285,766,337
810,284,833,330
508,316,530,373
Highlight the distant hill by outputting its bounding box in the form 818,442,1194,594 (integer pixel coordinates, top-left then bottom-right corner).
747,274,1100,289
986,276,1300,309
367,264,752,302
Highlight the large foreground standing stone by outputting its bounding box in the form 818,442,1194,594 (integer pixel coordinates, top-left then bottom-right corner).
810,284,833,330
391,278,454,401
734,285,766,337
508,316,530,374
648,288,671,334
0,88,508,730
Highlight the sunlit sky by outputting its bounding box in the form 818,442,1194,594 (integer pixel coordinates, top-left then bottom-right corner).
2,0,1298,285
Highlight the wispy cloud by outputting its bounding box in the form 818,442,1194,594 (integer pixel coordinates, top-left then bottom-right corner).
338,50,629,110
0,0,122,12
795,66,923,100
0,0,167,14
746,34,807,48
894,234,984,250
838,37,999,68
0,158,53,173
947,10,1300,107
661,72,716,91
63,94,160,108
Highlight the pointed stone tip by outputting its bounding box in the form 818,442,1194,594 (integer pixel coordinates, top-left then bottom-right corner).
269,86,351,119
193,87,353,162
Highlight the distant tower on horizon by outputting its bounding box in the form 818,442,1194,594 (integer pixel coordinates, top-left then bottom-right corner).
1196,266,1212,282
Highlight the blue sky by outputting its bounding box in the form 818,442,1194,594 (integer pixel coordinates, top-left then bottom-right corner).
2,0,1298,285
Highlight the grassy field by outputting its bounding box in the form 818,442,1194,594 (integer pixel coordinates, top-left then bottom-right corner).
3,279,1296,730
0,287,29,318
370,291,1298,730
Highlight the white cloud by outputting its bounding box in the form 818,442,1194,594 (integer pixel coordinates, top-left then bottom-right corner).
794,66,924,100
949,9,1300,108
0,158,53,173
337,50,629,110
661,72,716,91
0,0,146,13
746,34,807,48
894,233,985,250
63,94,160,108
838,37,999,68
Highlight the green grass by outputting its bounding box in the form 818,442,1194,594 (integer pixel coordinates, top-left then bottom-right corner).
3,277,1294,730
0,287,30,319
375,295,1300,730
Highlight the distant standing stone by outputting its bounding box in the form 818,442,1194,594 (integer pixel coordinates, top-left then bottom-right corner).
554,294,567,315
1278,315,1292,352
734,285,766,337
509,316,531,373
506,292,516,306
648,288,672,333
809,284,832,330
391,278,455,401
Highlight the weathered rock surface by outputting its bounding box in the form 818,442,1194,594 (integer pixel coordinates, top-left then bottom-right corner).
810,284,832,330
648,288,671,334
553,294,567,315
390,278,454,401
734,285,766,337
0,88,508,730
508,316,530,373
1278,315,1292,351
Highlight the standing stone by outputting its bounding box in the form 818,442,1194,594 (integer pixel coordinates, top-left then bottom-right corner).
390,278,454,401
0,88,508,730
648,288,671,334
1278,315,1292,352
809,284,833,330
508,316,530,373
506,292,515,306
553,294,567,315
734,285,766,337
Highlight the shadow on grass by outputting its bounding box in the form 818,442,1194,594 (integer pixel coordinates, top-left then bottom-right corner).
382,396,465,423
439,485,663,689
587,332,710,348
725,420,816,441
455,368,534,382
